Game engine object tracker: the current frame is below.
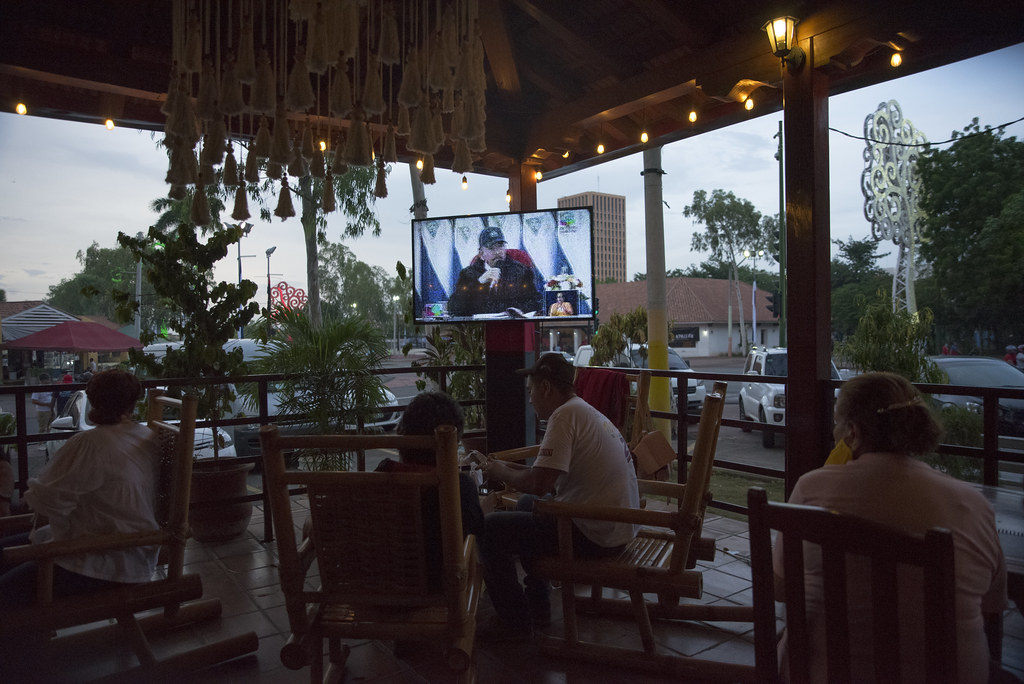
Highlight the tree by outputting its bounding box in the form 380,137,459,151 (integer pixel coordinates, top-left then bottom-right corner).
830,236,891,339
590,306,650,366
917,120,1024,345
0,289,5,302
46,242,171,332
684,189,776,353
318,241,394,326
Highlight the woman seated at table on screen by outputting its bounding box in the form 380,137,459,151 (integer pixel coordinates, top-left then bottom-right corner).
774,371,1006,684
548,293,574,317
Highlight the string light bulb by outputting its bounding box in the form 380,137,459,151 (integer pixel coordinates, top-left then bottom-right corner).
105,118,115,130
319,140,327,151
416,158,424,170
597,143,605,154
534,169,543,181
505,189,512,204
640,131,649,144
562,149,570,159
688,109,698,123
16,103,27,115
744,98,754,111
461,175,468,190
890,52,902,68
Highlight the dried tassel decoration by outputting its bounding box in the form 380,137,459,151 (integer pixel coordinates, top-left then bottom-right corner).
373,156,388,198
428,35,449,90
329,62,353,117
266,160,283,180
451,99,465,140
324,3,344,63
208,118,227,164
223,148,239,187
454,43,472,92
176,80,201,146
330,135,348,174
300,123,315,159
431,105,445,153
160,71,178,116
168,184,187,200
419,154,436,185
236,13,257,83
361,59,386,116
253,116,272,158
270,106,292,165
250,50,277,114
288,147,309,178
285,47,316,112
461,94,485,141
183,12,202,72
339,2,359,58
383,123,398,163
244,149,260,183
397,105,411,137
442,87,455,114
198,160,217,187
196,58,220,121
165,143,194,186
452,138,473,174
397,49,421,108
310,144,326,179
442,7,459,67
470,134,487,153
191,187,212,226
408,101,433,154
274,176,296,220
321,169,336,212
231,182,251,221
472,35,488,93
379,8,400,65
344,116,373,167
219,59,246,116
307,6,330,74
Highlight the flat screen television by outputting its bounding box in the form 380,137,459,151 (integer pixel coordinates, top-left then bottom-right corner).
412,207,595,324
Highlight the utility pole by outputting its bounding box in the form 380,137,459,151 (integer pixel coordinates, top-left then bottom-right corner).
774,120,787,346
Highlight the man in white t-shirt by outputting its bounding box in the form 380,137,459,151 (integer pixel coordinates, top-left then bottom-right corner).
479,354,639,638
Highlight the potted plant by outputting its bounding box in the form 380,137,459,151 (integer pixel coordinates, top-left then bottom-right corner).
118,218,260,542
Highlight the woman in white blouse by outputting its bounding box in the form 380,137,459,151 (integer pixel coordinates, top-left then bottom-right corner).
0,369,160,610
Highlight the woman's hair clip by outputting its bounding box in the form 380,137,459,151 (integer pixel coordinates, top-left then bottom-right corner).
876,396,923,414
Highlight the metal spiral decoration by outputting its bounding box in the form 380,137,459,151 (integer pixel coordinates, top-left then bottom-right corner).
861,100,928,313
272,282,308,311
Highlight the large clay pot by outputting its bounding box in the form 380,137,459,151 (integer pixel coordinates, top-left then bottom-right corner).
189,459,255,543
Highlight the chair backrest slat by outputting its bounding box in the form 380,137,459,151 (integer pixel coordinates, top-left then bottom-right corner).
146,391,197,580
747,487,958,684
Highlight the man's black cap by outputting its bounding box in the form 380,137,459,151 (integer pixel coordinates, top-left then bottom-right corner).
515,353,576,388
479,226,507,249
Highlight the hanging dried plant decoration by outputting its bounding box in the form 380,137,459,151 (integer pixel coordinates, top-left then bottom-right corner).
191,187,212,226
286,46,316,111
251,50,277,114
408,101,433,154
307,7,330,74
442,7,459,67
397,48,421,108
379,8,400,65
219,59,246,116
329,62,353,117
419,153,436,185
270,106,293,165
310,143,326,179
244,149,260,183
300,123,315,159
428,35,448,90
223,147,239,187
339,2,359,58
274,175,296,219
182,12,202,73
253,116,272,158
208,118,228,164
452,138,473,174
373,156,388,198
397,105,411,137
321,169,337,212
266,160,283,180
343,115,373,167
288,147,309,179
196,58,220,121
168,184,187,200
330,136,349,175
383,123,398,163
431,104,445,153
362,59,386,116
231,182,251,221
235,13,256,83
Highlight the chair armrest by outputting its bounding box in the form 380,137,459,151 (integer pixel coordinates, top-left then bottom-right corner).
0,513,34,537
489,445,539,463
533,499,680,529
2,529,168,565
637,479,687,501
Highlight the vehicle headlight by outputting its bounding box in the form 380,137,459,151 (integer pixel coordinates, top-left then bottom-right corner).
964,400,982,414
774,394,786,409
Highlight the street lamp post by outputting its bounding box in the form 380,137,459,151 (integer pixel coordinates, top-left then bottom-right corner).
265,246,277,339
236,222,254,338
391,295,400,354
743,248,765,347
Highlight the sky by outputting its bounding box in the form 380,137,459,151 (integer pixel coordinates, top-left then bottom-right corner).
1,43,1022,311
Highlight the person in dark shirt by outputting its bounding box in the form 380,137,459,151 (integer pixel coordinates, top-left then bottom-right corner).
447,227,542,316
375,391,484,586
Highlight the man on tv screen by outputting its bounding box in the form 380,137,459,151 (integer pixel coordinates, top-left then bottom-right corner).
448,227,542,316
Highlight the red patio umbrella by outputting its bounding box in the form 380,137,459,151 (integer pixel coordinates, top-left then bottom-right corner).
5,321,142,352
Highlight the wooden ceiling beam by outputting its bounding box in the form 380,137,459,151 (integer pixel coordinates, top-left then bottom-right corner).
508,0,624,78
478,0,521,95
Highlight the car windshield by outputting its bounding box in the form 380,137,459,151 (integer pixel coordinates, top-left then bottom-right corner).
764,354,787,377
630,349,691,370
941,361,1024,388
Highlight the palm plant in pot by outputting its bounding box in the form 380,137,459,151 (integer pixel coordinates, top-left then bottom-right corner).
118,219,260,542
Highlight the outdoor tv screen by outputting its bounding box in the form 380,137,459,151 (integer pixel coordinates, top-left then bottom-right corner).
411,207,595,324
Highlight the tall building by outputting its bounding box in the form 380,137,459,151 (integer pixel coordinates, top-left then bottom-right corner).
557,191,626,283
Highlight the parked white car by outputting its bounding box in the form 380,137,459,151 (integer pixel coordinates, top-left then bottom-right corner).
738,346,842,448
46,390,236,460
573,344,707,413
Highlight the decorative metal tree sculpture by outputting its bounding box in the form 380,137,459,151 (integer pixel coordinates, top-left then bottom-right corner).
861,99,928,313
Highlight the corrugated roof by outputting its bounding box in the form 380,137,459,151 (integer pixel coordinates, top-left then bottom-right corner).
596,277,775,325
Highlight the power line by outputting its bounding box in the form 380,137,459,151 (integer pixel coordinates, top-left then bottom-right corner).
828,114,1024,148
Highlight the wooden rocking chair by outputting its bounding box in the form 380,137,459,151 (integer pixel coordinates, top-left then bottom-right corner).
0,392,259,680
529,382,757,682
258,424,483,684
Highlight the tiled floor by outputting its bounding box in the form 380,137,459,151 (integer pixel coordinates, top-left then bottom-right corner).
18,498,1024,684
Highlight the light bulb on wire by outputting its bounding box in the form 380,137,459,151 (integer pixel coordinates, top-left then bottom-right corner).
461,175,468,190
16,103,27,115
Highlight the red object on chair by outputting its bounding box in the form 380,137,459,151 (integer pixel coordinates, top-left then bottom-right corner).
575,367,628,430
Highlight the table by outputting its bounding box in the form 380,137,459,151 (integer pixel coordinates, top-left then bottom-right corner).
974,484,1024,606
